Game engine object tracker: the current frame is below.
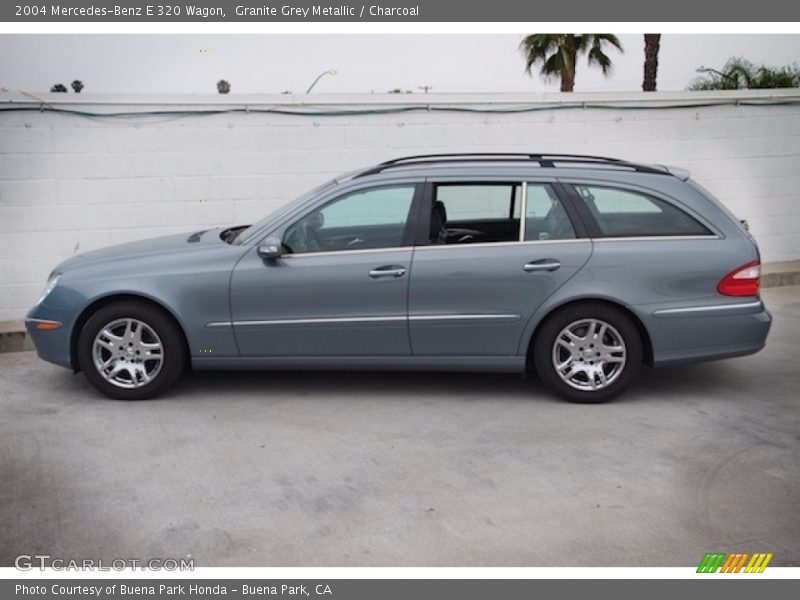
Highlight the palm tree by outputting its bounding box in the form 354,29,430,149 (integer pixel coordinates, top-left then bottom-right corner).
520,34,623,92
689,57,800,90
642,34,661,91
753,64,800,88
71,80,84,93
216,79,231,94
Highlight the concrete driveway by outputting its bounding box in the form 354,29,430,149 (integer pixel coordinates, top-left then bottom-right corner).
1,286,798,567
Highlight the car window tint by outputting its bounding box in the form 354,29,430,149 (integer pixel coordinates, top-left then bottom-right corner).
432,184,520,245
283,185,415,254
575,185,712,237
524,184,576,241
234,178,337,245
437,185,519,221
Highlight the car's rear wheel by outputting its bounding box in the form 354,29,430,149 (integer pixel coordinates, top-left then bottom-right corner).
532,302,643,403
77,301,186,400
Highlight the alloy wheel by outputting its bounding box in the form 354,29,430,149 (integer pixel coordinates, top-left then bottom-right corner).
92,318,164,389
551,318,627,391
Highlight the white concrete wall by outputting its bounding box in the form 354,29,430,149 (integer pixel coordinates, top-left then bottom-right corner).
1,90,799,321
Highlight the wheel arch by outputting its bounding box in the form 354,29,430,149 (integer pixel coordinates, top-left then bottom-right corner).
524,297,654,370
69,293,190,372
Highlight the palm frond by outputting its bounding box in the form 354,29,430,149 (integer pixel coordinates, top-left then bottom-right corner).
541,52,564,80
587,46,613,74
586,35,623,74
593,34,623,52
688,56,800,90
520,34,562,75
519,33,622,89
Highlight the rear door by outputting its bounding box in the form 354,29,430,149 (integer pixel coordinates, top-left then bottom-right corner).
407,179,593,356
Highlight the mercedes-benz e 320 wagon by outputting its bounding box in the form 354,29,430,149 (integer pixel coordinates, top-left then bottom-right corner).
27,154,771,402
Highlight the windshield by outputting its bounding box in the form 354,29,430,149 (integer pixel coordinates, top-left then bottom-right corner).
233,179,337,245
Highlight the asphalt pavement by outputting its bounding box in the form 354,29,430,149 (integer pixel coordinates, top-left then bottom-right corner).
1,286,798,567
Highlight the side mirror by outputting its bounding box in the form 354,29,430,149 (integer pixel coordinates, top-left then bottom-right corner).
257,237,283,260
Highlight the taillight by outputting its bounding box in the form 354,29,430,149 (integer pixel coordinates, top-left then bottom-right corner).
717,260,760,297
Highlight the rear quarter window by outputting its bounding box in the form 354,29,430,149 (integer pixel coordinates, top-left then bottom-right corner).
574,185,712,237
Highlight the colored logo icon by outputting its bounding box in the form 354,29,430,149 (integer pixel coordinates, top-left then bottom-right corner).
697,552,773,573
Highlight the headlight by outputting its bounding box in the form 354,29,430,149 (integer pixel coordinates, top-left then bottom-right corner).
37,273,61,305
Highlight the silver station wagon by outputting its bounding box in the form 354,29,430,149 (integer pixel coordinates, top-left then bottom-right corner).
26,154,771,402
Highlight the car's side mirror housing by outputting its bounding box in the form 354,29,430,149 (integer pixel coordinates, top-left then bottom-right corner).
257,237,283,260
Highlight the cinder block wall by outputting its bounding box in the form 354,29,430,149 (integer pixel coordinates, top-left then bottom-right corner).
1,91,799,321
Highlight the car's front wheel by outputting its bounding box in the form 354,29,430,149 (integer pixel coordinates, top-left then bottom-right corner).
532,302,643,403
77,301,186,400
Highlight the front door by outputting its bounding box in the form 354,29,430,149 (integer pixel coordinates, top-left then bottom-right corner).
230,183,420,357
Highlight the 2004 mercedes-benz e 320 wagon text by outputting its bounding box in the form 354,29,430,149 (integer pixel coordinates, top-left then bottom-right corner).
27,154,772,402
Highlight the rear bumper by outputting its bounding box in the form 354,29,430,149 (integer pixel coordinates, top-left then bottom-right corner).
644,300,772,367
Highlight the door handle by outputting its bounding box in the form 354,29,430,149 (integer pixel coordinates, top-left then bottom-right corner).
523,260,561,273
368,265,407,279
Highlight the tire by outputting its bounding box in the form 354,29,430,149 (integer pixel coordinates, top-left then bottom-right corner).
532,302,643,403
77,301,186,400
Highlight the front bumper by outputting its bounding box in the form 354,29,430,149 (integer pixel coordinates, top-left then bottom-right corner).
25,305,77,370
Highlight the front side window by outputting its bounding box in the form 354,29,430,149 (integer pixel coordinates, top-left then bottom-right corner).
234,179,337,245
283,185,415,254
574,185,712,237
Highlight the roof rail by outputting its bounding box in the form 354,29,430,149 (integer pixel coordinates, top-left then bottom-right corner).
355,153,668,177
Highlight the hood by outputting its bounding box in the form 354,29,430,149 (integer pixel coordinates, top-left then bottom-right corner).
53,228,224,274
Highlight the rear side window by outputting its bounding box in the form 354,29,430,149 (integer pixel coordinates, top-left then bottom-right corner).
524,184,576,241
436,184,520,221
574,185,712,237
431,183,521,244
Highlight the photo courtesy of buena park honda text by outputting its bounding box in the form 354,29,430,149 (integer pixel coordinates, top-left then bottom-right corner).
1,0,799,597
